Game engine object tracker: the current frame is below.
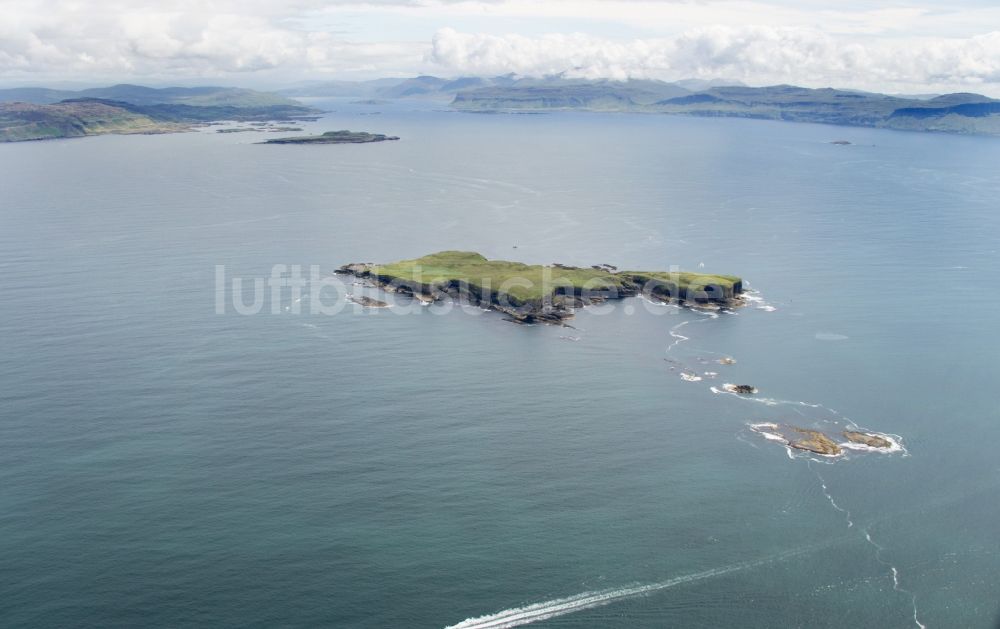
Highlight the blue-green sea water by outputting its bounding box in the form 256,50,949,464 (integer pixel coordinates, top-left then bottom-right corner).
2,100,999,627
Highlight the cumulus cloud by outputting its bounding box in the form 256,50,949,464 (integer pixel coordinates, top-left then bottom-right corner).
0,0,427,81
429,26,1000,92
2,0,1000,94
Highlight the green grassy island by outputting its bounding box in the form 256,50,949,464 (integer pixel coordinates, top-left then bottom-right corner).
336,251,742,324
260,130,399,144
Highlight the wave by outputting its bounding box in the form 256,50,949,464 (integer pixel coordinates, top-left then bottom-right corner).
711,386,826,410
739,287,777,312
748,422,787,442
864,528,926,629
665,320,691,352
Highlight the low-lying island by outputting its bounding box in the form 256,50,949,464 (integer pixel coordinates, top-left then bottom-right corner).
336,251,743,324
260,130,399,144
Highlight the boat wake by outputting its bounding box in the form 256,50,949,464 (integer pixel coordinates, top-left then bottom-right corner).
445,547,813,628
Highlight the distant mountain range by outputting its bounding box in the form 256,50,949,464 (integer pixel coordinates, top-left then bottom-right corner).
0,84,300,107
279,74,701,102
3,78,1000,140
279,75,518,99
284,75,1000,135
0,85,320,142
446,79,1000,135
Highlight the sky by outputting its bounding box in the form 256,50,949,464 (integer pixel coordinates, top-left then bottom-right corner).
3,0,1000,95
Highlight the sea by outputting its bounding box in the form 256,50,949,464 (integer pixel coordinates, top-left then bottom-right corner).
2,98,999,628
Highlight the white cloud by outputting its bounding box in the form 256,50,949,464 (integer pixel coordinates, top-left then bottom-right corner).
0,0,428,82
1,0,1000,95
429,26,1000,94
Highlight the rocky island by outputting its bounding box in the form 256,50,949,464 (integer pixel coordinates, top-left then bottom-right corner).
336,250,742,324
750,423,901,457
260,130,399,144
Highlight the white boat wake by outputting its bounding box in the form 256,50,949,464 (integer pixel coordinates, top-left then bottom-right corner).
445,546,812,628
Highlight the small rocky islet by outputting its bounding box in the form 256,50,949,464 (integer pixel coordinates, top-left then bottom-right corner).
789,429,843,456
335,250,743,324
842,430,893,449
750,423,898,457
348,295,390,308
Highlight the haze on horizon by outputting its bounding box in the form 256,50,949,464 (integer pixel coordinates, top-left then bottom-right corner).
2,0,1000,97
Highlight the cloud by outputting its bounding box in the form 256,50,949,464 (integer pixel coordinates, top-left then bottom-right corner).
429,26,1000,92
0,0,428,81
2,0,1000,95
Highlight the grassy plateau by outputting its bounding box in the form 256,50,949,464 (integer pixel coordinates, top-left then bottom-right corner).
339,251,743,322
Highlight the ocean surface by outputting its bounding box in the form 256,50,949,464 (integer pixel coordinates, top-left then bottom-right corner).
2,99,999,628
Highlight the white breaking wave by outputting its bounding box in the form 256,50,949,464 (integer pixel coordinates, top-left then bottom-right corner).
445,548,812,628
665,320,691,352
739,288,777,312
839,429,907,455
810,462,854,528
864,528,926,629
711,386,825,410
807,466,923,628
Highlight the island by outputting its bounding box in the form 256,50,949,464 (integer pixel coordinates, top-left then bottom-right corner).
335,250,742,324
260,130,399,144
750,423,900,457
216,126,303,134
449,80,1000,135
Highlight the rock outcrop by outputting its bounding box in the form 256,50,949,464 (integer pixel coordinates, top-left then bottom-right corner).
349,295,389,308
788,428,843,456
842,431,893,449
